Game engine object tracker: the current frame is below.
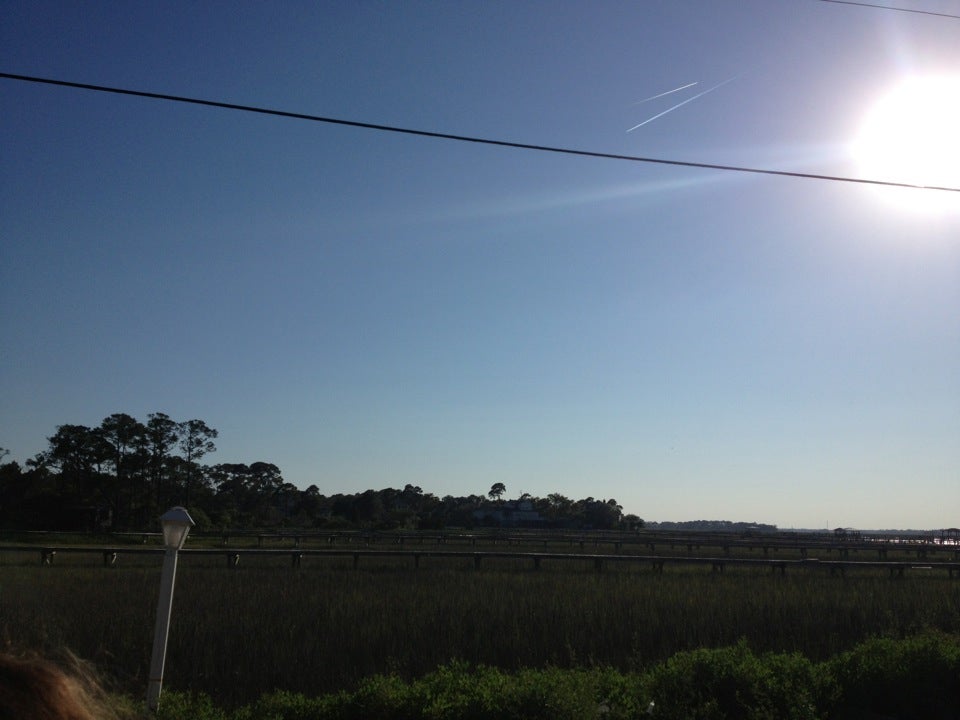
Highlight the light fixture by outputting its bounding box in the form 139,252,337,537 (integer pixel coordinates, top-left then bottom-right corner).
147,506,194,711
160,506,194,550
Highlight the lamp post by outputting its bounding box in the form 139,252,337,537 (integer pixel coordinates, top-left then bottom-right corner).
147,506,194,712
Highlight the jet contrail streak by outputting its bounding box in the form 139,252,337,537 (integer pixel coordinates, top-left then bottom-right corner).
632,81,698,105
627,75,739,132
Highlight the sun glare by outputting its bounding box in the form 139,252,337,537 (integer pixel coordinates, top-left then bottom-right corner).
851,75,960,215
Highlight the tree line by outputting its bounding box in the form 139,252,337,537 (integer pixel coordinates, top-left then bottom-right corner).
0,413,640,532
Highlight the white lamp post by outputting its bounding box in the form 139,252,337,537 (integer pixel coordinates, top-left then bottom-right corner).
147,506,194,711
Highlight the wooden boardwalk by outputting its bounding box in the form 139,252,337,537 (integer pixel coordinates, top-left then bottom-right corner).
208,529,958,562
13,528,958,563
4,544,959,577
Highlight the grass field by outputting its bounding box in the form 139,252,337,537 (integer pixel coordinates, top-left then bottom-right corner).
3,549,958,706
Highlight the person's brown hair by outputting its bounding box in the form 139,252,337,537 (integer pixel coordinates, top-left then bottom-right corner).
0,651,124,720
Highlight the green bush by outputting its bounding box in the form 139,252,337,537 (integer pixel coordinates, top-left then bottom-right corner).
823,633,960,720
105,634,960,719
311,663,647,720
155,691,229,720
642,640,821,720
338,673,415,720
500,665,647,720
330,664,611,720
232,689,338,720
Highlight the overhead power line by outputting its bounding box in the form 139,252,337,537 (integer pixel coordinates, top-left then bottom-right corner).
2,72,958,194
815,0,960,20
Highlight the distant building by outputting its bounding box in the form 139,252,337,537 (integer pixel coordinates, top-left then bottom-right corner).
833,527,861,540
473,500,543,528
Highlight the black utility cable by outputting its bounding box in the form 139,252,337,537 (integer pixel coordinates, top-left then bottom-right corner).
2,72,958,194
815,0,960,21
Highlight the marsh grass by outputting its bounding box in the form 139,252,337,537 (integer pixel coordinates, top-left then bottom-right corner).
2,555,958,705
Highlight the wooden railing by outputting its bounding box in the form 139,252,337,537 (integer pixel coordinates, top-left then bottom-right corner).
3,544,959,577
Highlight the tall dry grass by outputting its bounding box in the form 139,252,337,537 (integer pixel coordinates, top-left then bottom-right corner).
2,552,957,705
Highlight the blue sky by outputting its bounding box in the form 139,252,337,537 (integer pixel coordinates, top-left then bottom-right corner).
2,1,958,529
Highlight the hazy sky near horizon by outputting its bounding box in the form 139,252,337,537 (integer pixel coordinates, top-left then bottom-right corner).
2,1,958,529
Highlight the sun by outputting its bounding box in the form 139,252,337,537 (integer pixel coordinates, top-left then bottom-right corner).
851,75,960,214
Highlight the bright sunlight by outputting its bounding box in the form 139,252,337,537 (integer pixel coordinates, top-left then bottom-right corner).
851,75,960,215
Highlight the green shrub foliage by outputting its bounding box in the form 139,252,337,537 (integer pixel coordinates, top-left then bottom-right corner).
148,634,960,720
824,633,960,720
642,640,822,719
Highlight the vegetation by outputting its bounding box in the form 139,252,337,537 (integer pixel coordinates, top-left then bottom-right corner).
67,634,960,719
3,417,957,717
0,414,631,531
2,554,957,708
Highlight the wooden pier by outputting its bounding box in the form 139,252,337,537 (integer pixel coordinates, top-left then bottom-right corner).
4,544,959,578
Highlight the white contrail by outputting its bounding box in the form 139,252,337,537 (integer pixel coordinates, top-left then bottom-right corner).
632,82,698,105
627,75,739,132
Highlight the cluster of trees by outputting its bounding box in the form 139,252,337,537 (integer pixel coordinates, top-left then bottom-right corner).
646,520,778,533
316,486,638,532
0,413,289,530
1,413,639,532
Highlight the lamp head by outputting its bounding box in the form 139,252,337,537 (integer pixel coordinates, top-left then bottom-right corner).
159,506,195,550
